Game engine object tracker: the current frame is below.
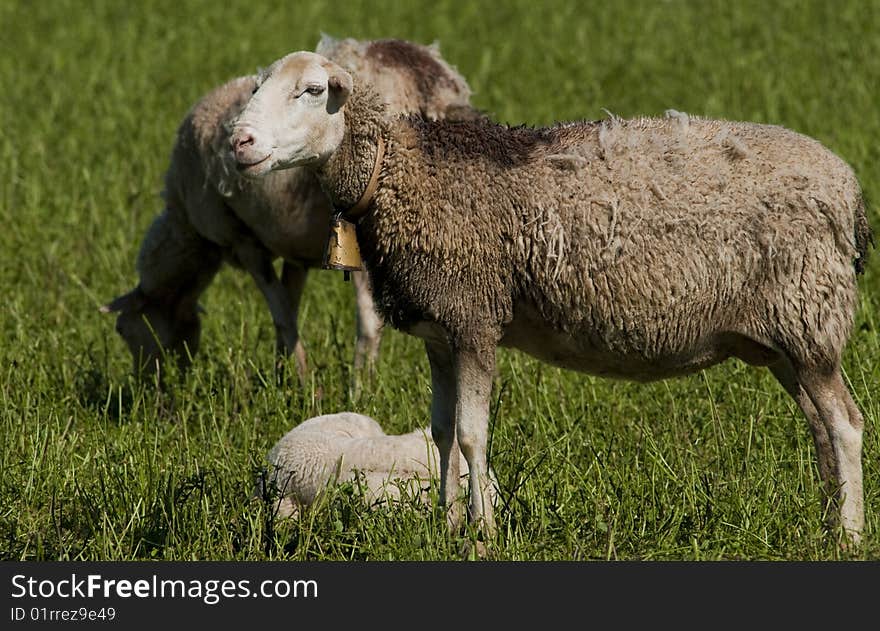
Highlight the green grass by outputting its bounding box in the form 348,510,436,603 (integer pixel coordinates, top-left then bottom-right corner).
1,0,878,560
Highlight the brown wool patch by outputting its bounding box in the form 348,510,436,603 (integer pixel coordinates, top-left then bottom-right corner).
366,39,458,99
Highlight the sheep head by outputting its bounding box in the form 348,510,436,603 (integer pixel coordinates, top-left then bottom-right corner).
230,51,352,177
101,287,201,379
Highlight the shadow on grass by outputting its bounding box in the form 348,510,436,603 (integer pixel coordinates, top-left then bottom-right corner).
66,346,174,424
66,346,307,425
70,470,211,559
132,472,210,558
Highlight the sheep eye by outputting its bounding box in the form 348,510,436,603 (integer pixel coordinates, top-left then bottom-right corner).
305,85,325,96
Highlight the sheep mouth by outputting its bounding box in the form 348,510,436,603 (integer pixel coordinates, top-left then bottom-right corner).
235,154,272,174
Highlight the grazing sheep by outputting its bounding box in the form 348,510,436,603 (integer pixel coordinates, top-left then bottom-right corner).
230,51,873,544
102,36,474,381
257,412,497,518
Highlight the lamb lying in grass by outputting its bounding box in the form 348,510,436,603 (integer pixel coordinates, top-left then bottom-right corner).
257,412,498,518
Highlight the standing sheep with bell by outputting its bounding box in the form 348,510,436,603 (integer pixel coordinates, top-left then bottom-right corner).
230,51,872,544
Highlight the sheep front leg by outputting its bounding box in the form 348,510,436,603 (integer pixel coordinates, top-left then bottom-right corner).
281,261,308,379
237,243,305,383
352,270,383,375
453,346,496,538
425,339,463,530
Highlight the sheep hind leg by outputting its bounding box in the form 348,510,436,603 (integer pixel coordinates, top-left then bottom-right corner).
425,340,463,531
796,366,865,545
768,359,836,519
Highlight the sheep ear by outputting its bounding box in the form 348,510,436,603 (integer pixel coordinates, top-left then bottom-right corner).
324,61,352,114
100,286,146,314
316,32,338,55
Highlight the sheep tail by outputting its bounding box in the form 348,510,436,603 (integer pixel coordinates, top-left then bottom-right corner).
854,193,874,275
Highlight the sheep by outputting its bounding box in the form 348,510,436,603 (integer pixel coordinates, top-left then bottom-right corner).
257,412,497,518
229,51,873,545
101,36,474,382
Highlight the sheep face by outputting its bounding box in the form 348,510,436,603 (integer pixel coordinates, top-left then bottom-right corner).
102,288,201,378
231,52,352,177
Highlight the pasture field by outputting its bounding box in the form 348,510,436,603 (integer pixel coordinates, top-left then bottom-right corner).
1,0,878,560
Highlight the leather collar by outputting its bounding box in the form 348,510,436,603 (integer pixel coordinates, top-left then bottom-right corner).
337,135,385,223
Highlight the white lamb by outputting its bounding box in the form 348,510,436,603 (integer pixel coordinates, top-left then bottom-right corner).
257,412,498,518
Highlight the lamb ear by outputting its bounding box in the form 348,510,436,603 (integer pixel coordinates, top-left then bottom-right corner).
323,61,352,114
100,286,146,314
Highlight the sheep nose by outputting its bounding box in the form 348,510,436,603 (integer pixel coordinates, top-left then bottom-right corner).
231,127,270,172
232,131,255,153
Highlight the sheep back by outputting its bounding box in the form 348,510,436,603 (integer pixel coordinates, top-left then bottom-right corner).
359,107,867,372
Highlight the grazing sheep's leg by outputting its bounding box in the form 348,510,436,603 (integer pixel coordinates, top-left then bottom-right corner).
281,261,308,379
453,347,496,537
768,359,836,498
352,270,383,375
425,339,463,529
797,367,865,544
236,242,303,380
105,210,223,380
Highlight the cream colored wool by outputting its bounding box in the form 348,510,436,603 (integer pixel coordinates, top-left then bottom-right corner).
258,412,497,518
103,37,474,380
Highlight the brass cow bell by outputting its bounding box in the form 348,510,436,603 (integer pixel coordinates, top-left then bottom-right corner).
323,214,363,279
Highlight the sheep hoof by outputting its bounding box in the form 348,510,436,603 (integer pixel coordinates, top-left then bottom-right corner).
838,529,862,554
444,502,465,533
459,538,489,561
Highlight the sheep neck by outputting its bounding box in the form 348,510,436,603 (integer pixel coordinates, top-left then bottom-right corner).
343,135,385,222
317,84,388,218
